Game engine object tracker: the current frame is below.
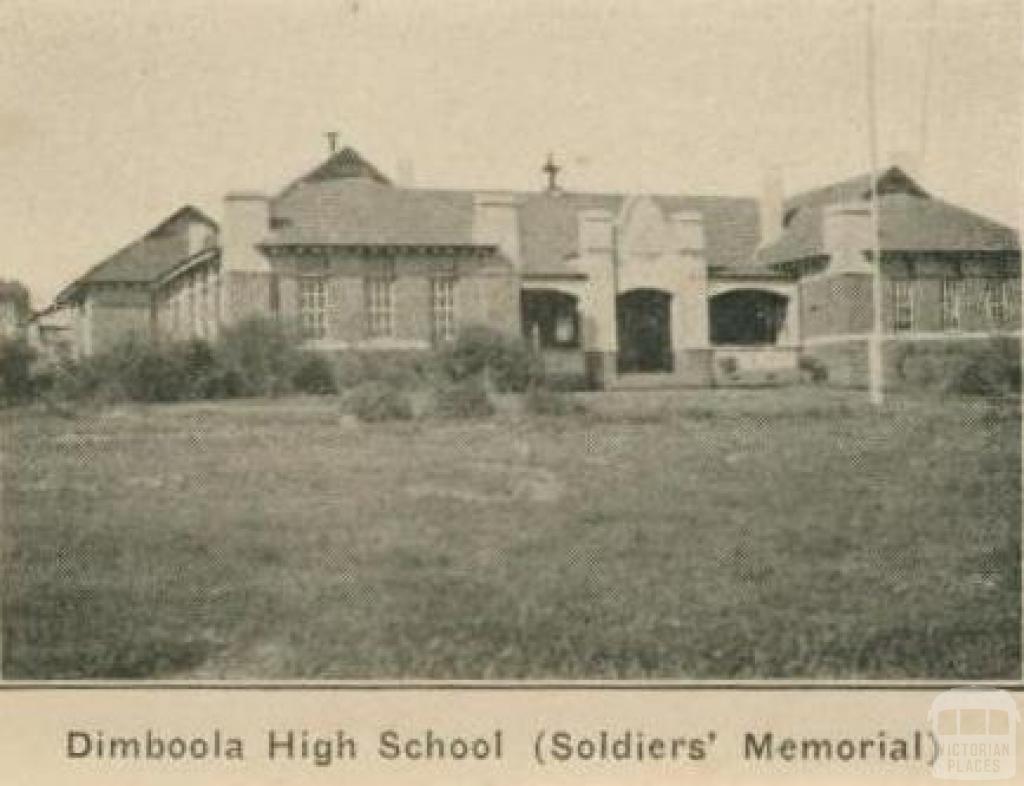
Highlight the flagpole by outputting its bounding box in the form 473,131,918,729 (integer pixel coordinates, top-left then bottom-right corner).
865,0,885,405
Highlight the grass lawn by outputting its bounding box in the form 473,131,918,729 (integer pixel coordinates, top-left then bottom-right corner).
2,388,1019,679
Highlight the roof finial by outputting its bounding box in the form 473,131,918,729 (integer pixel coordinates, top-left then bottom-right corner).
543,153,562,193
325,131,340,156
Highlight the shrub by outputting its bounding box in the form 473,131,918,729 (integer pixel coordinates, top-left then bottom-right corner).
292,353,338,394
0,336,39,404
542,372,590,392
335,351,428,390
50,337,186,404
213,316,303,397
120,342,191,402
431,377,495,419
798,355,829,384
948,344,1020,396
523,385,586,416
896,340,1021,396
344,381,413,422
436,325,541,392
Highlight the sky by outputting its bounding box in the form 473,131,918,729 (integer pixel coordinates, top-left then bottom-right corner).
1,0,1020,306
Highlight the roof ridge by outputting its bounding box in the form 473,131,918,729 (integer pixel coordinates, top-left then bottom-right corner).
56,207,200,302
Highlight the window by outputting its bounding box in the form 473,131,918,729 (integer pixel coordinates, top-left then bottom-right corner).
431,277,456,344
892,279,913,332
986,279,1009,327
941,278,963,331
186,279,196,337
298,277,327,340
170,290,180,335
364,262,394,339
198,270,209,338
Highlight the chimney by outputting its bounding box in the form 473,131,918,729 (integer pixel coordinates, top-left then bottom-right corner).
221,192,271,273
759,165,784,247
325,131,339,156
472,192,524,266
823,202,873,273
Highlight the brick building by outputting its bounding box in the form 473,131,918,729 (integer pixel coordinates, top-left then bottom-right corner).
52,147,1020,389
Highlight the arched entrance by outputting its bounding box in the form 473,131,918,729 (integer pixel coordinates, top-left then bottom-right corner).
520,289,580,350
616,288,673,373
709,289,788,345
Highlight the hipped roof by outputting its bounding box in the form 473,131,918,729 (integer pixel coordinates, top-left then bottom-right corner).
757,167,1019,267
267,147,763,274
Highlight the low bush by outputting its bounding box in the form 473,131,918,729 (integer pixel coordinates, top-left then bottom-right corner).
46,318,312,405
344,381,413,422
436,325,542,393
896,339,1021,396
523,385,586,416
431,377,495,419
0,336,38,405
798,355,829,384
335,351,429,390
213,317,303,397
292,353,338,394
541,372,590,392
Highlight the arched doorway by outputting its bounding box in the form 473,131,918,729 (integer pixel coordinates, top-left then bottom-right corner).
616,288,673,373
709,289,788,345
520,289,580,350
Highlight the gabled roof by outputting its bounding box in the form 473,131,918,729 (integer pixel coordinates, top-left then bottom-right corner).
56,206,217,303
757,168,1019,267
276,146,392,201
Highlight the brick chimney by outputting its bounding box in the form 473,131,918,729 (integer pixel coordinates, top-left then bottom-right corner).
221,192,271,273
472,193,524,267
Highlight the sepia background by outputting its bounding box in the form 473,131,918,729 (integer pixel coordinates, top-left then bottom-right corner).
1,0,1020,307
1,0,1020,683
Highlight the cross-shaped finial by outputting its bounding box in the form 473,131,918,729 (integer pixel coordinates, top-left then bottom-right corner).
325,131,340,156
543,153,561,192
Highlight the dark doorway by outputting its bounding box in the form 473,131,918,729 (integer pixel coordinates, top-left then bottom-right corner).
616,289,673,373
709,289,788,345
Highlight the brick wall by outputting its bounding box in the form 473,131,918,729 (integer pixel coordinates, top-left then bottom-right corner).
456,266,520,336
269,251,520,347
799,253,1021,341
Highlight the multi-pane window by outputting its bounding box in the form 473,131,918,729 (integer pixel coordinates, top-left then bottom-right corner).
298,277,328,340
892,279,914,332
431,277,456,343
986,279,1009,327
941,278,963,331
364,266,394,338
